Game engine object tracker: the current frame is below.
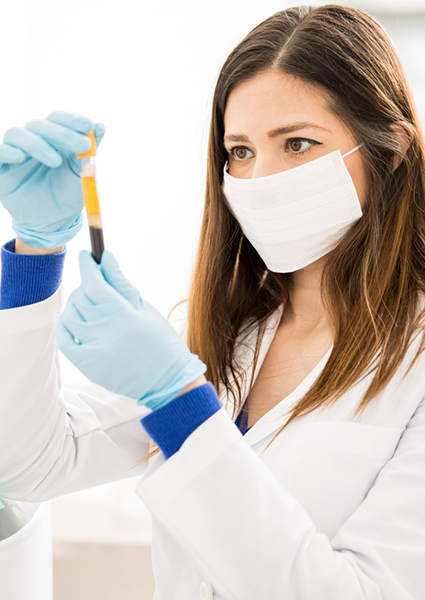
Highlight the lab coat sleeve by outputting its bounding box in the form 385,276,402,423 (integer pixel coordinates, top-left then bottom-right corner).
135,383,425,600
0,277,154,503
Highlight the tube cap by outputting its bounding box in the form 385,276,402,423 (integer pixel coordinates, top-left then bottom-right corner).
76,131,97,158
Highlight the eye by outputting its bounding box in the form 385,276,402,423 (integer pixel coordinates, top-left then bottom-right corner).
286,138,319,154
226,146,254,161
226,138,320,162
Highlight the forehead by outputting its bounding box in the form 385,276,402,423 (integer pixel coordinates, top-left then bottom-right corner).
223,71,335,132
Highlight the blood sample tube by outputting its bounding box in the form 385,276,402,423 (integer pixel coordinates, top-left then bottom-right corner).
76,131,105,264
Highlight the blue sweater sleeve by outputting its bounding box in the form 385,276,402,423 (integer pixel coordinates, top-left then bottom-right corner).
0,238,66,309
140,382,223,459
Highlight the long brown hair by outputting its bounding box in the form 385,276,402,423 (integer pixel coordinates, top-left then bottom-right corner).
131,3,425,468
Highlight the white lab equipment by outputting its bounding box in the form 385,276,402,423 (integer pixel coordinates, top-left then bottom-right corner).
0,499,53,599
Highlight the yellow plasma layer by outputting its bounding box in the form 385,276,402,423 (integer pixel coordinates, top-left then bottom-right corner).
81,176,100,215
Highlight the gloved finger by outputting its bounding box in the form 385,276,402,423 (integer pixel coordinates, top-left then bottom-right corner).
92,122,106,148
63,287,89,320
46,111,94,133
72,122,106,157
47,112,106,148
3,127,63,168
0,143,28,168
79,249,123,305
24,119,92,155
100,250,141,309
60,302,92,344
66,285,105,323
55,314,84,360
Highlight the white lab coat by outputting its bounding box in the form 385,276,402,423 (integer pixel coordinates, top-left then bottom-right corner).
0,282,425,600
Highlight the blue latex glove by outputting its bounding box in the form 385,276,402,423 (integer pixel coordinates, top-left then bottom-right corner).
0,111,105,248
56,249,207,411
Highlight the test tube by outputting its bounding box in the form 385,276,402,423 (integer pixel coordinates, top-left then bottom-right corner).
76,131,105,264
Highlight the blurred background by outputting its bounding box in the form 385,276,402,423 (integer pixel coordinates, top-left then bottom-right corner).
0,0,424,598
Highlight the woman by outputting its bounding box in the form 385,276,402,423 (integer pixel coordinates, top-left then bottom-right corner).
1,4,424,598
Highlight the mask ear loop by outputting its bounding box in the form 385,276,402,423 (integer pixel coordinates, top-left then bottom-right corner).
342,143,363,159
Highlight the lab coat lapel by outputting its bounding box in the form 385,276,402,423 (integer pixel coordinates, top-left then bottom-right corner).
242,344,334,447
217,301,334,449
216,303,285,438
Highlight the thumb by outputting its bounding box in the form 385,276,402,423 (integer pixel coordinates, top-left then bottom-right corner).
100,250,141,308
93,122,106,149
79,249,121,304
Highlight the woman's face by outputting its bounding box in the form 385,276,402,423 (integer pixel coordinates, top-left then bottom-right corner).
223,71,368,208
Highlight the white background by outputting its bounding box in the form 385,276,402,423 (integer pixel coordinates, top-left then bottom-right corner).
0,1,424,596
1,0,424,386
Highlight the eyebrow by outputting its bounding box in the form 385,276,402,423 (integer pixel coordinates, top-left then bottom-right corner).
223,121,331,143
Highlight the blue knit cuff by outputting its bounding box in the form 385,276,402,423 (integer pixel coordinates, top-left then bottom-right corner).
140,382,222,459
0,238,66,309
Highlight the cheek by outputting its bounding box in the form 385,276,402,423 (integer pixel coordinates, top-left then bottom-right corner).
348,160,368,209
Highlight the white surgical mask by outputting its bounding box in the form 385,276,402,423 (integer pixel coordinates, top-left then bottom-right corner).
221,143,364,272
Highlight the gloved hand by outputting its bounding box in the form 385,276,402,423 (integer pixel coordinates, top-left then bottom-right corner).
0,111,105,249
56,249,208,411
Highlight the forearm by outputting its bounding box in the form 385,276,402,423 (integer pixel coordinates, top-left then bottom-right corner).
15,236,65,255
176,375,208,397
